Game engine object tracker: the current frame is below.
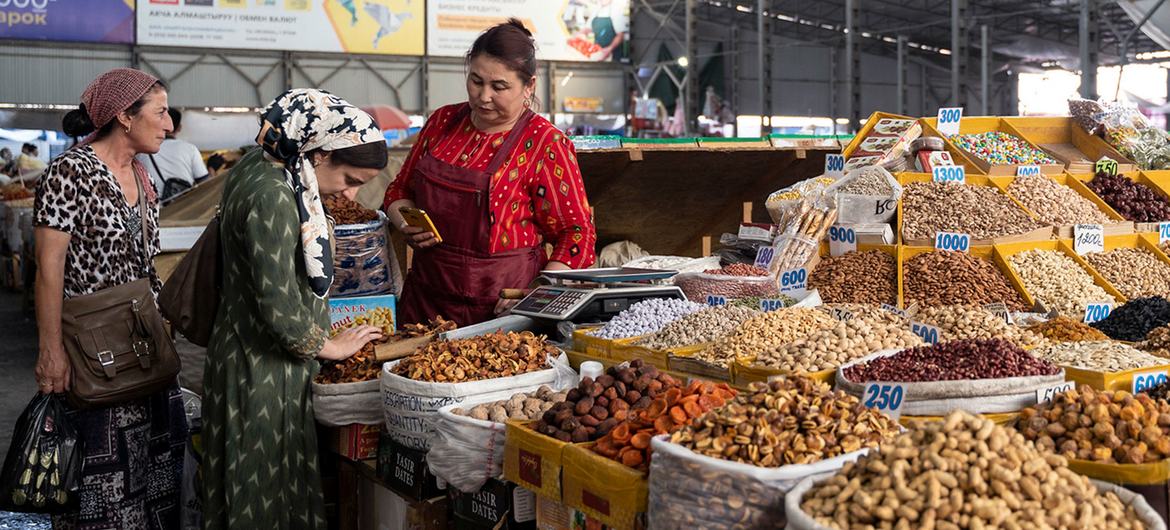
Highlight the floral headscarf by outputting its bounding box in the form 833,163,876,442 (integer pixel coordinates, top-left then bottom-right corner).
257,89,383,298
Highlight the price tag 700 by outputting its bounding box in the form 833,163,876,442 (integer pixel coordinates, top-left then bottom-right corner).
936,107,964,137
1159,222,1170,245
863,383,906,420
1083,302,1113,324
934,232,971,252
1133,370,1169,393
779,268,808,295
932,165,966,184
1035,382,1074,404
911,322,940,344
825,154,845,177
828,225,858,257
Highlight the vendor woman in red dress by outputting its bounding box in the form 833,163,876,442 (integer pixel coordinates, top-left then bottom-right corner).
385,18,597,326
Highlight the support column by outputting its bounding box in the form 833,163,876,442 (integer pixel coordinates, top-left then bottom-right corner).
951,0,967,107
897,35,907,115
829,46,838,133
685,0,699,134
1080,0,1099,99
547,62,557,116
757,0,772,133
731,23,740,135
981,25,990,115
845,0,861,132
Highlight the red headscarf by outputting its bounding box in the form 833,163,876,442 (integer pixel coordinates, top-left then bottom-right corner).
78,68,161,202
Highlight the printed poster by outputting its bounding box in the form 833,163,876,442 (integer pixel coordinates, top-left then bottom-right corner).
0,0,134,44
427,0,630,62
138,0,424,55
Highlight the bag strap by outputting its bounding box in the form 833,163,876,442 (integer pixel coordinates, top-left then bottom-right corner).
134,175,150,274
147,154,165,186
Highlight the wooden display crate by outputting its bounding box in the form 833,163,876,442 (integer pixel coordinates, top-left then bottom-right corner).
1061,364,1170,393
897,172,1054,247
987,174,1134,238
561,443,648,530
1001,116,1136,174
666,343,733,383
920,116,1065,176
993,240,1126,316
841,111,918,158
1068,171,1170,233
900,245,1035,312
609,342,670,370
732,362,834,388
571,328,644,360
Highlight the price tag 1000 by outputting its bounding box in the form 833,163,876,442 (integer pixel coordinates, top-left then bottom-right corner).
754,246,776,269
825,154,845,177
1016,165,1042,177
934,232,971,252
936,107,964,137
932,165,966,184
706,295,727,307
778,268,809,296
1133,370,1169,393
911,322,941,344
1074,224,1104,255
1083,302,1114,324
828,225,858,257
1035,382,1074,404
863,383,907,420
1159,222,1170,245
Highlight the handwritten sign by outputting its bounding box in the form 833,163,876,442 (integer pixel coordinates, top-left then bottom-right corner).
754,246,776,269
1159,222,1170,245
1074,224,1104,255
759,299,787,312
881,304,909,319
779,268,809,296
984,302,1013,325
936,107,963,137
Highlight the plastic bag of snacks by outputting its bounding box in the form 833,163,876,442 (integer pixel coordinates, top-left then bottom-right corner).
330,211,399,298
0,394,82,514
824,165,902,224
764,176,837,226
767,194,838,274
674,264,779,302
1095,102,1170,170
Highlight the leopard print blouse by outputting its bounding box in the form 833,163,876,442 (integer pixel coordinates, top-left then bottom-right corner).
34,145,161,298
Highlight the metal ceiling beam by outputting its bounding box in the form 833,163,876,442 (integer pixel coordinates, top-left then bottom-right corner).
1080,0,1099,100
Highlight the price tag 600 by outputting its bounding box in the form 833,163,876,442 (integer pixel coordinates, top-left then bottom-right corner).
1159,222,1170,245
1016,165,1042,177
1074,224,1104,255
825,154,845,177
1083,302,1113,324
1133,370,1169,393
1035,381,1074,404
778,268,808,295
706,295,727,307
932,165,966,184
754,246,776,269
934,232,971,252
828,225,858,257
863,383,907,420
759,299,787,312
911,322,941,344
936,107,964,137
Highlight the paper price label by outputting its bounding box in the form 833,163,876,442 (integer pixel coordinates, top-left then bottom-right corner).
754,246,776,269
1035,382,1074,404
737,224,774,242
881,303,909,318
1095,157,1119,177
1083,302,1113,324
936,107,963,137
706,295,727,307
934,231,971,252
932,165,966,184
1159,222,1170,245
984,303,1013,325
911,322,940,344
828,307,855,321
828,225,858,257
759,299,787,312
825,154,845,177
778,268,809,295
1133,370,1169,393
1016,165,1042,177
1074,224,1104,255
863,383,906,420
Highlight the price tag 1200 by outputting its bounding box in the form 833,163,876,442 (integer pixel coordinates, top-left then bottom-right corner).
825,154,845,177
863,383,907,420
936,107,964,137
1133,370,1169,393
1074,224,1104,255
1083,302,1113,324
934,232,971,252
828,225,858,257
778,268,808,297
1035,381,1074,404
932,165,966,184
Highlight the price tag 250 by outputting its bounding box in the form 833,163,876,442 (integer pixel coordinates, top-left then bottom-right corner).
1035,381,1074,404
828,225,858,257
706,295,727,307
932,165,966,184
934,232,971,252
1133,371,1169,393
863,383,906,420
911,322,941,344
759,299,787,312
779,268,808,295
1074,224,1104,255
825,154,845,177
936,107,964,137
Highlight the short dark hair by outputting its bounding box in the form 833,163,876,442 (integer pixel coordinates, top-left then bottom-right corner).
467,18,538,86
311,141,389,171
62,81,167,139
21,143,35,153
168,108,182,130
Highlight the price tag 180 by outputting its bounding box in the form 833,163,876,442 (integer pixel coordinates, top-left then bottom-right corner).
1016,165,1042,177
936,107,964,137
1159,222,1170,245
778,268,809,297
1095,157,1119,177
705,295,727,307
934,231,971,252
1083,302,1114,324
1074,224,1104,255
825,153,845,177
863,383,907,420
754,246,776,269
759,299,787,312
828,225,858,257
1035,381,1074,404
932,165,966,184
911,322,941,344
1133,370,1169,393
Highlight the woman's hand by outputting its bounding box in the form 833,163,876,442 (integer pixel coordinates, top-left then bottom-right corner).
34,343,71,394
400,225,440,250
319,325,384,361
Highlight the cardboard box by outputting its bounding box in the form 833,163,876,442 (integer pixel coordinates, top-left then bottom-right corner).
536,495,572,530
450,478,537,529
919,116,1064,176
377,434,445,501
504,420,571,502
328,294,396,334
561,444,648,530
329,424,381,461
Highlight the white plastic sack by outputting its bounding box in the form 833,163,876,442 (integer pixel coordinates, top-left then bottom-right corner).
312,378,382,427
784,475,1167,530
380,352,577,450
824,166,902,225
624,255,722,274
648,435,869,530
835,349,1067,416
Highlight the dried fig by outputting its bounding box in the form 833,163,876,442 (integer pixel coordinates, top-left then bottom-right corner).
591,406,609,420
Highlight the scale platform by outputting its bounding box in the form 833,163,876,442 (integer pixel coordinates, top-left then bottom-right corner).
510,267,685,323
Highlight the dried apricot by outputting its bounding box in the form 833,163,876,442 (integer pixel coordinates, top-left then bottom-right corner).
631,432,652,449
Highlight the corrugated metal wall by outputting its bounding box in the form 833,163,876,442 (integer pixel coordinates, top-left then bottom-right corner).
0,44,131,105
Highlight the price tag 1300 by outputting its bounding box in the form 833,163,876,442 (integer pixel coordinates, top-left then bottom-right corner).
936,107,964,137
863,383,907,420
778,268,809,296
934,231,971,252
1074,224,1104,255
1083,302,1113,324
1035,381,1074,404
1016,165,1042,177
828,225,858,257
932,165,966,184
1133,370,1169,393
825,154,845,178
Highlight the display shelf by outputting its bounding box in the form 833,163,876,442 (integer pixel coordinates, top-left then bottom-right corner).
1002,116,1136,174
920,116,1064,176
986,173,1135,238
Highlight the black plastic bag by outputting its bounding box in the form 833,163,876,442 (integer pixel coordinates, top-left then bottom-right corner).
0,394,83,514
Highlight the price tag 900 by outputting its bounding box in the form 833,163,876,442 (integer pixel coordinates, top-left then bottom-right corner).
881,303,909,318
1035,381,1074,404
911,322,940,344
825,154,845,177
1016,165,1042,177
863,383,906,420
778,268,808,295
934,232,971,252
1083,302,1113,324
1133,370,1169,393
705,295,727,307
828,225,858,257
932,165,966,184
936,107,963,137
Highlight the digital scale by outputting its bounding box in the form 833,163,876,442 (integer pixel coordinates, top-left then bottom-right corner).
510,267,686,324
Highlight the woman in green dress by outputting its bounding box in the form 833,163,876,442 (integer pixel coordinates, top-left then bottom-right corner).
202,89,388,529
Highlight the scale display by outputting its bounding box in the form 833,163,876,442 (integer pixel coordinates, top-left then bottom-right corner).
511,285,684,322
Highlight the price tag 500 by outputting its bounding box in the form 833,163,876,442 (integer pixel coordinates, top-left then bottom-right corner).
911,322,940,344
1035,382,1074,404
1133,371,1169,393
863,383,906,420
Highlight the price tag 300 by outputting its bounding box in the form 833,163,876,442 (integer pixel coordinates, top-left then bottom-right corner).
1035,381,1074,404
934,232,971,252
825,154,845,177
1133,370,1169,393
1074,224,1104,255
778,268,808,296
932,165,966,184
911,322,940,344
1083,302,1113,324
828,225,858,257
863,383,907,420
936,107,963,137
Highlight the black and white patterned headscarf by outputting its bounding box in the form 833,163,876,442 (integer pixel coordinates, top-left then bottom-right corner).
257,89,383,298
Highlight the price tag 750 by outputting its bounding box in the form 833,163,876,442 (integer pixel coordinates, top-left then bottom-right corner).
932,165,966,184
1095,157,1119,177
1133,370,1169,393
863,383,906,420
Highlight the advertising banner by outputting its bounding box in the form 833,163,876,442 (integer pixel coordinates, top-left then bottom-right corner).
138,0,424,56
427,0,630,62
0,0,134,44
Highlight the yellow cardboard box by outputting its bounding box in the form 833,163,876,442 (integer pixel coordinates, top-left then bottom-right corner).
503,420,571,502
561,443,648,530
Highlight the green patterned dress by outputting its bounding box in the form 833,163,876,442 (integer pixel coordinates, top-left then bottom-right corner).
202,149,330,529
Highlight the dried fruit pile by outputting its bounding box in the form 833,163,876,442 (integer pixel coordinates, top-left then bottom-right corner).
324,194,380,224
1020,386,1170,464
391,331,555,383
451,386,567,423
534,359,681,443
316,316,456,384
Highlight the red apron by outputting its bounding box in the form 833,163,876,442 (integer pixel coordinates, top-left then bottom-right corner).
398,104,546,327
